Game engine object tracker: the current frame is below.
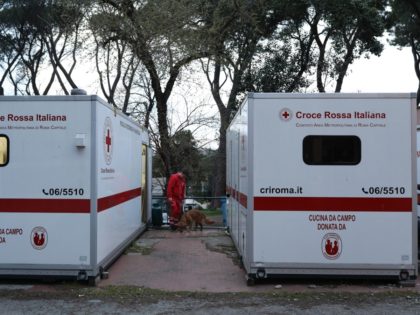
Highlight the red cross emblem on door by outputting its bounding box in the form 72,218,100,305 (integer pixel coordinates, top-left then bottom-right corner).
103,117,113,165
280,108,292,121
105,129,112,152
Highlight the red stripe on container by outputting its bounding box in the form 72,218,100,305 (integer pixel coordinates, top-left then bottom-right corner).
227,185,247,208
254,197,412,212
97,187,142,212
0,199,90,213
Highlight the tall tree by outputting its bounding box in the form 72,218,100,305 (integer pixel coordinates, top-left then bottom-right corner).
241,24,315,93
92,35,139,112
202,0,307,198
91,31,158,128
94,0,210,180
152,129,213,197
388,0,420,105
0,1,46,94
40,0,88,94
0,0,89,95
305,0,387,92
0,31,21,95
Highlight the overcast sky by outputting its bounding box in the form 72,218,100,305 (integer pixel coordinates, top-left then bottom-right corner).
341,45,418,93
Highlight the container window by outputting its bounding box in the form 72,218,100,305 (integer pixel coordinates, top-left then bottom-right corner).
303,135,361,165
0,135,9,166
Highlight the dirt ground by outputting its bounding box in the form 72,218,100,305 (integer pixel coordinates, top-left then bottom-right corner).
1,224,420,314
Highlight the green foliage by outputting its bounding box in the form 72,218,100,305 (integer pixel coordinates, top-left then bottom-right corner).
0,0,90,94
0,0,88,36
388,0,420,48
242,34,314,93
169,130,201,180
328,0,386,55
91,0,209,76
301,0,388,92
152,130,214,196
387,0,420,104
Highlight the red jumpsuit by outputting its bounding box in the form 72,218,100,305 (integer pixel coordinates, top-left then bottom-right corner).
167,172,186,227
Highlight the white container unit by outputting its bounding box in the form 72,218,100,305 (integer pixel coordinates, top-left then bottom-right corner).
226,93,417,285
0,95,151,283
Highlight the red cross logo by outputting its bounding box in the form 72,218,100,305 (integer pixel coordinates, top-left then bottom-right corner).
103,117,113,165
105,129,112,152
280,108,292,121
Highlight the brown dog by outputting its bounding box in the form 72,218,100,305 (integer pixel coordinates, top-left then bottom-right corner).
176,209,215,231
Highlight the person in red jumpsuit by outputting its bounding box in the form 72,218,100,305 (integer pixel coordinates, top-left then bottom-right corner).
167,171,186,229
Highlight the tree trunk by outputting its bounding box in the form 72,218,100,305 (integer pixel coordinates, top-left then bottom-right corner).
155,93,172,180
214,107,229,202
286,28,315,92
316,43,326,93
213,64,244,202
417,83,420,107
335,30,359,93
309,12,330,93
208,60,228,203
410,36,420,106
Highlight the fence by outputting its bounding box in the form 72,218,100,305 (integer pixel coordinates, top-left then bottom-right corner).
151,196,227,228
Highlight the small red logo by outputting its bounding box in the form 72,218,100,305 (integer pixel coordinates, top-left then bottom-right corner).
321,233,342,260
280,108,292,121
103,117,113,165
31,226,48,250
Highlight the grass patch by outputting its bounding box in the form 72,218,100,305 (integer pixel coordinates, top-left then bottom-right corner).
124,241,154,255
200,209,222,217
2,284,420,306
